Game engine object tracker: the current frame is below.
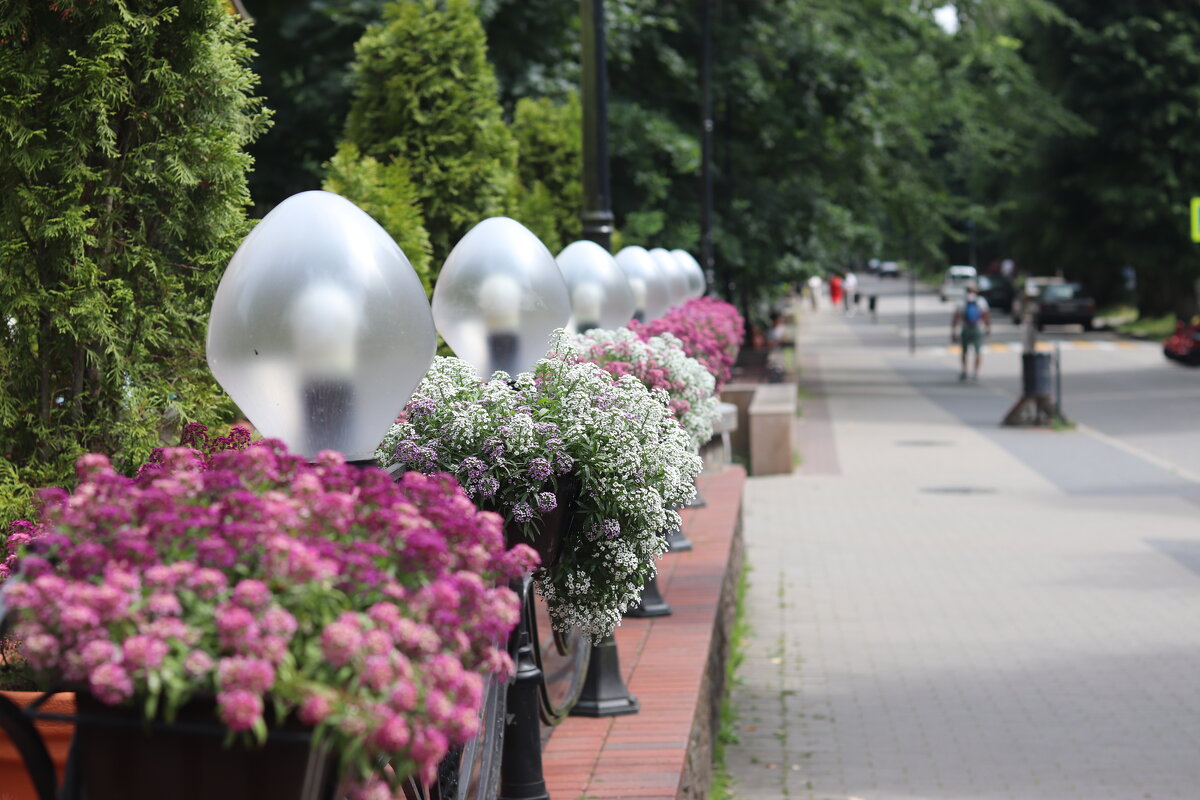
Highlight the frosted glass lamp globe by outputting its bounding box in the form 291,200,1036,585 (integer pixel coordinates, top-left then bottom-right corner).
671,249,707,299
432,217,571,378
206,191,436,460
649,247,689,307
556,240,636,332
614,246,670,322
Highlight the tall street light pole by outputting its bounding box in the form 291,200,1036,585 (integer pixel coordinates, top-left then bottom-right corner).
572,0,641,722
700,0,715,295
581,0,614,253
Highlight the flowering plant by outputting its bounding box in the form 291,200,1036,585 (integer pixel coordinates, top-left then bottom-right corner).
1,438,536,798
573,327,720,449
378,331,701,640
630,297,744,392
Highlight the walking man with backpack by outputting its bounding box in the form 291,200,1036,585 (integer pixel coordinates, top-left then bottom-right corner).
952,283,991,382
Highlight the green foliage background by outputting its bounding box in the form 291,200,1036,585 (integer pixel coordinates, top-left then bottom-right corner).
0,0,268,520
341,0,517,267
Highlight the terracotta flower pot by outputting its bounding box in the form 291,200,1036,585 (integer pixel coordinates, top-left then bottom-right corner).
0,691,75,800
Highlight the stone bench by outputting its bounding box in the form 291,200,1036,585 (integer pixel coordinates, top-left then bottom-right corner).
747,382,797,476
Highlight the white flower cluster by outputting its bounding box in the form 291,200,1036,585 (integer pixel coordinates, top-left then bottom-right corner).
531,331,702,640
376,334,702,642
573,327,721,450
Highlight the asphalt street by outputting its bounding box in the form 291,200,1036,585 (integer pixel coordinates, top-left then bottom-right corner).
846,274,1200,482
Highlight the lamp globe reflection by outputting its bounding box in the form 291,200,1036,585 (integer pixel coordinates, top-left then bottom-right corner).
649,247,689,307
556,240,636,332
670,249,707,299
432,217,571,378
614,246,670,322
206,190,437,461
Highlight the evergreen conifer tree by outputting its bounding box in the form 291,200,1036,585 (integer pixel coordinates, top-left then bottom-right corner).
343,0,517,267
0,1,268,519
322,143,434,291
510,94,583,254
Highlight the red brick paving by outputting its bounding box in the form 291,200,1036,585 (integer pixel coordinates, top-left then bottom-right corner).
542,466,746,800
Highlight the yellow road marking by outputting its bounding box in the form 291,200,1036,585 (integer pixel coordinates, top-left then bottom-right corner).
988,342,1010,353
1034,341,1054,352
1115,341,1137,349
947,345,962,355
1071,340,1096,349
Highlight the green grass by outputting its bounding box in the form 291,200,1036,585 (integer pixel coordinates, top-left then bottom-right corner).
709,563,752,800
1118,312,1176,340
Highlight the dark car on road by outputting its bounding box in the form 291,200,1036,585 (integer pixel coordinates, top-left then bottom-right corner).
1035,282,1095,331
976,275,1014,313
1163,319,1200,366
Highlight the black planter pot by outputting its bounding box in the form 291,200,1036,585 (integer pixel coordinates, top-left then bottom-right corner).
504,477,580,570
69,693,337,800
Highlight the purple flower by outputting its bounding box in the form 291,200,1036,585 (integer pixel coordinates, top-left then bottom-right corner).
407,396,437,417
217,689,263,732
526,458,553,482
511,502,534,524
460,456,487,477
535,492,557,513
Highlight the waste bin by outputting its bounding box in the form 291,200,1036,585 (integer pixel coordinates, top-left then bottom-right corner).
1021,352,1052,397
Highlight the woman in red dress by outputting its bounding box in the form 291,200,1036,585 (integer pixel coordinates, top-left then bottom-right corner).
828,274,844,309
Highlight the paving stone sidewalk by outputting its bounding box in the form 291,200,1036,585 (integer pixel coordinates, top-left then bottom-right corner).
726,309,1200,800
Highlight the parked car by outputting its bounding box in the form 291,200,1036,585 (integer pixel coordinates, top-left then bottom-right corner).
976,275,1014,313
1163,319,1200,366
878,261,901,279
939,265,976,302
1034,282,1095,331
1011,276,1065,324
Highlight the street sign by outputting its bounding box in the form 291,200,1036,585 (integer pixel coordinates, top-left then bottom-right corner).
1191,197,1200,243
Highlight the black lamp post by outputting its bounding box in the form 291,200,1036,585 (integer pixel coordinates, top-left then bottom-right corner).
581,0,613,251
570,0,641,722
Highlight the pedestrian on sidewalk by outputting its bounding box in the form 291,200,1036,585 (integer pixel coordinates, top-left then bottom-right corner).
951,282,991,382
843,270,858,314
829,273,844,310
806,275,822,310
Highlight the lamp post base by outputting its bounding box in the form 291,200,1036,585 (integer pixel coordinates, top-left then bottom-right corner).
569,635,640,718
624,574,671,618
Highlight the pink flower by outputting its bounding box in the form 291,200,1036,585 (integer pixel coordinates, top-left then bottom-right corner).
320,616,363,668
147,592,182,618
361,655,394,692
81,639,121,670
231,579,272,611
217,689,263,732
215,604,258,650
184,650,214,678
58,604,101,633
122,635,168,672
370,713,411,752
217,656,276,694
23,632,60,670
387,680,418,712
298,692,334,725
89,662,134,705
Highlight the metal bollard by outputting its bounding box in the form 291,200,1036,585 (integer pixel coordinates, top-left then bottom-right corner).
498,578,550,800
